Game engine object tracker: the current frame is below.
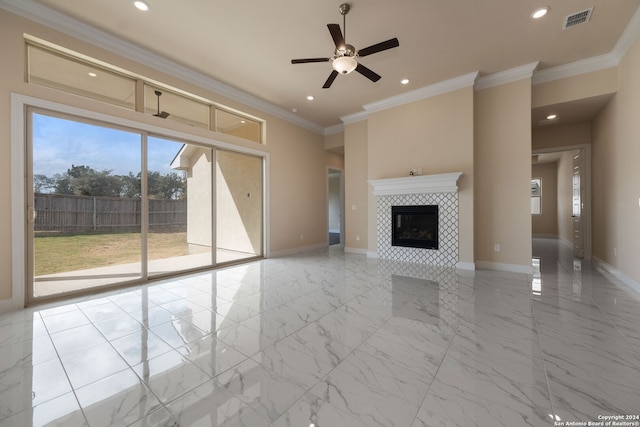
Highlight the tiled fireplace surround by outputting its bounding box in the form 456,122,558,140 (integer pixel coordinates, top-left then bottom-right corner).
369,172,462,267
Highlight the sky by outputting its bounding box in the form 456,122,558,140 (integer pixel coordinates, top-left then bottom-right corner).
32,113,183,178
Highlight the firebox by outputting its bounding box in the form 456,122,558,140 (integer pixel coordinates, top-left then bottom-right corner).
392,205,438,249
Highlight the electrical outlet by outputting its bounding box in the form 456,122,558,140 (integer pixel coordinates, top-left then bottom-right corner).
614,248,617,257
494,244,501,252
356,235,360,241
300,234,304,240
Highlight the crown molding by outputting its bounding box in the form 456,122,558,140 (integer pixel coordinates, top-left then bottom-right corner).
363,71,479,114
341,110,369,125
612,5,640,61
533,5,640,85
475,62,539,90
532,54,618,85
323,123,344,135
0,0,325,135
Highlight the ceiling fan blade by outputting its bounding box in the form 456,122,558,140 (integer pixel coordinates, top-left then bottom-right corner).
356,63,381,82
291,58,331,64
327,23,345,49
323,70,339,88
357,37,399,57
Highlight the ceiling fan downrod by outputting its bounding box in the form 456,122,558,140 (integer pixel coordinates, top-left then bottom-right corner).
339,3,350,45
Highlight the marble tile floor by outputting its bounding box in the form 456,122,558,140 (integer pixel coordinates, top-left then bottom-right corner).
1,238,639,426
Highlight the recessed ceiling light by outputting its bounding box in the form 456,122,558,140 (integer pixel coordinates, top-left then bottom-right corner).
291,108,298,113
306,95,314,101
546,114,557,120
531,7,549,19
133,0,149,11
401,78,410,85
88,72,97,77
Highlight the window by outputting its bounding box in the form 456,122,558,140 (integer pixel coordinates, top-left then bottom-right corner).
26,35,265,144
215,108,262,144
28,44,136,109
531,178,541,215
144,85,210,129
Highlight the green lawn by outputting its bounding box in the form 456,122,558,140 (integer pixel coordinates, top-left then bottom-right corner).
34,231,189,276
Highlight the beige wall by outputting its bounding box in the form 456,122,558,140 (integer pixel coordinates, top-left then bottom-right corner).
474,79,532,269
344,121,368,251
216,150,263,254
532,162,558,237
324,131,344,153
186,149,213,250
557,151,577,244
532,68,617,108
221,122,262,143
532,122,591,151
365,87,475,263
591,35,640,283
0,10,342,304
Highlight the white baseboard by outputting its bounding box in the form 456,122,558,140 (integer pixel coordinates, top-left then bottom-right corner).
344,247,369,256
456,262,476,271
592,256,640,297
532,233,559,239
559,237,573,249
269,243,328,258
476,261,533,275
0,297,22,314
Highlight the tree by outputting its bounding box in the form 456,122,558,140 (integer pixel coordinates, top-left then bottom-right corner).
120,172,142,198
33,174,56,193
47,165,185,199
148,171,186,199
54,164,123,197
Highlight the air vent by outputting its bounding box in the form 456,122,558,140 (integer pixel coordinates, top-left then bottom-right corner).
563,7,594,29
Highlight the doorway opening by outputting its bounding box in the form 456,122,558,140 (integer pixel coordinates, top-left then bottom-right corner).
327,168,344,246
531,145,591,260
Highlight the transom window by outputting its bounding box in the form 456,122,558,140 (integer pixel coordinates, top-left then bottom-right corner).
26,36,264,144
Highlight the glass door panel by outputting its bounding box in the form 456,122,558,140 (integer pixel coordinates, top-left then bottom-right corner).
216,150,263,263
30,112,142,299
147,136,213,276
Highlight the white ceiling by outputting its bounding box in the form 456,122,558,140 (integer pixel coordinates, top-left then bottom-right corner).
5,0,640,130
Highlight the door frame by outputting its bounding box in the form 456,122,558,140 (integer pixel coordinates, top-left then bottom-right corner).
532,143,592,260
10,93,270,310
327,166,345,247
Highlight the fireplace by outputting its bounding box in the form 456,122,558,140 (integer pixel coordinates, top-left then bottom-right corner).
392,205,438,249
369,172,461,267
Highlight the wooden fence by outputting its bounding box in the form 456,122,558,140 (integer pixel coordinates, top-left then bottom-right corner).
34,193,187,232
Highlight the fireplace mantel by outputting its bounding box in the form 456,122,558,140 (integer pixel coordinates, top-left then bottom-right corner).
369,172,462,196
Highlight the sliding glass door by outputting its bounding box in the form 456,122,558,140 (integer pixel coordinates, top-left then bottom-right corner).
216,150,263,263
27,109,263,303
29,112,143,298
147,136,213,276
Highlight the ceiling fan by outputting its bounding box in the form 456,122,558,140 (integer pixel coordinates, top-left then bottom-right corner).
291,3,399,88
153,90,170,119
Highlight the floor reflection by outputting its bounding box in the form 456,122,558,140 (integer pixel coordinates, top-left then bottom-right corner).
0,239,639,425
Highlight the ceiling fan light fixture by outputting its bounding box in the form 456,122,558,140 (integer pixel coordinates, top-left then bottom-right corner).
332,56,357,74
